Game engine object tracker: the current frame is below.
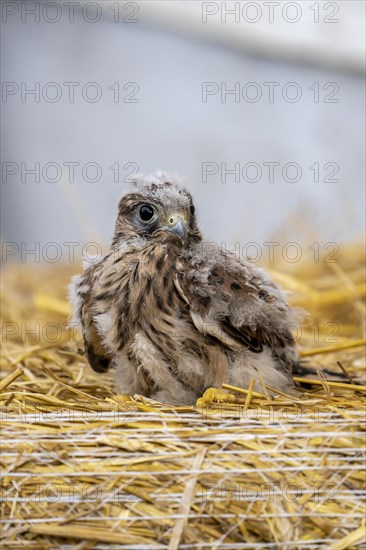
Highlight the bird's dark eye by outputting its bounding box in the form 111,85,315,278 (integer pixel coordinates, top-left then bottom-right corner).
138,204,156,223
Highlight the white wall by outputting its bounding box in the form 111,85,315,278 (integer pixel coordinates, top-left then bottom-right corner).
1,1,365,262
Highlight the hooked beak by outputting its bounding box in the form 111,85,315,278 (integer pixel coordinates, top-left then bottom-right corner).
165,216,187,241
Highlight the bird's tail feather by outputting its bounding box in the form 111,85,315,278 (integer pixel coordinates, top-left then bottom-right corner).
292,360,357,384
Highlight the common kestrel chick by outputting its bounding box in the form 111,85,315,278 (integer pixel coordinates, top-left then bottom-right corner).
70,173,300,405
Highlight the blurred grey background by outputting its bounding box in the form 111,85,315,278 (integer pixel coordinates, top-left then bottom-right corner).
1,0,365,262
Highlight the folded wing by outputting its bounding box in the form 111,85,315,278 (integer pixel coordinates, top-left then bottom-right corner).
175,249,299,374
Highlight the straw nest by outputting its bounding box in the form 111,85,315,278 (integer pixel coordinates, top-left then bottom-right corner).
1,241,365,550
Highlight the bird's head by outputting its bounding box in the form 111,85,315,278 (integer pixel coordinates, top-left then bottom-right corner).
112,173,202,249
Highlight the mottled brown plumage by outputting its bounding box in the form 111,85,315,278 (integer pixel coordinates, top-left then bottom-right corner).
70,173,300,404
